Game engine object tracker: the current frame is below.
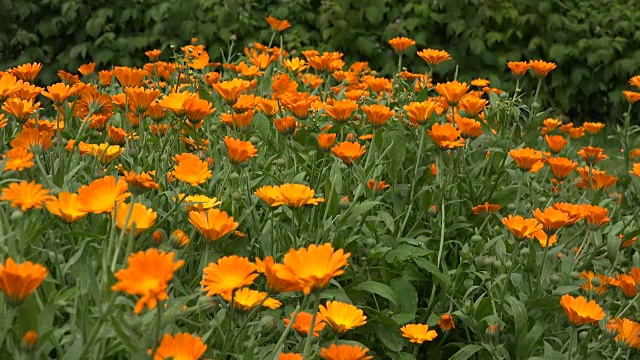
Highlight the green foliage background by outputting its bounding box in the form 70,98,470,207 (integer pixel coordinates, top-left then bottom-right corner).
1,0,639,121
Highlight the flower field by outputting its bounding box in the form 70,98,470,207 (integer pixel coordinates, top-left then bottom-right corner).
2,16,640,359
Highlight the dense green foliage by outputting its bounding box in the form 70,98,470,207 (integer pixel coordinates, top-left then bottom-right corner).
2,0,639,120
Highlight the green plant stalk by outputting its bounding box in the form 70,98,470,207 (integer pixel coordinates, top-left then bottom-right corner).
111,195,137,271
302,292,321,359
77,293,118,359
397,127,426,237
149,302,164,359
437,150,446,267
513,171,528,214
270,305,301,360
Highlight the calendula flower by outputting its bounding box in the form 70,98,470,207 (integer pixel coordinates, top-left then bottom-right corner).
158,91,196,117
1,181,52,211
404,100,438,126
255,185,284,207
112,249,184,313
41,83,74,106
417,49,451,67
400,324,438,344
201,255,259,298
153,333,207,360
576,167,617,190
624,90,640,104
114,202,157,236
545,135,568,154
271,184,324,208
126,86,161,115
458,96,487,116
388,37,415,53
578,146,607,166
609,274,638,297
631,163,640,178
0,73,24,101
455,117,482,138
279,354,302,360
324,99,358,123
428,122,465,149
529,60,557,77
189,209,238,242
331,141,366,165
559,294,605,326
509,148,545,172
471,202,501,215
317,133,337,151
213,78,251,105
319,301,367,334
507,61,531,77
255,256,303,293
367,179,390,191
547,157,578,181
320,344,372,360
582,122,605,134
221,287,280,311
2,98,41,123
45,192,88,223
0,258,48,306
273,116,297,135
360,104,393,127
2,147,34,172
434,81,469,106
77,176,131,214
532,207,569,234
438,314,455,330
123,171,160,194
176,194,221,212
233,94,261,114
532,230,558,247
272,243,350,295
266,16,291,32
552,203,585,225
580,204,610,229
502,215,543,240
11,62,43,82
113,66,145,87
172,153,212,186
283,311,326,337
84,143,124,164
224,136,258,164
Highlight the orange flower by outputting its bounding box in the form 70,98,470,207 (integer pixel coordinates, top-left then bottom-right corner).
324,99,358,123
77,62,95,76
319,301,367,334
274,116,297,135
255,186,284,207
471,202,501,215
529,60,557,77
438,314,455,331
75,88,113,118
471,78,490,87
624,91,640,104
181,44,210,69
455,117,482,138
458,96,487,116
613,318,640,349
172,153,212,186
552,203,584,225
233,94,261,114
532,230,558,247
281,92,318,120
271,184,325,208
609,274,638,297
224,136,258,164
545,135,568,154
112,249,184,313
630,163,640,178
509,148,545,172
201,255,259,298
189,209,238,242
331,141,366,165
507,61,531,77
547,157,577,181
280,354,302,360
388,37,416,53
221,287,280,311
283,58,309,73
11,62,42,82
502,215,542,240
400,323,438,344
154,333,207,360
126,86,160,115
1,181,52,211
362,104,394,127
0,73,24,101
266,16,291,32
428,122,465,149
578,146,607,165
417,49,451,67
123,171,160,194
316,133,338,152
113,66,145,87
257,98,280,116
45,192,88,223
98,70,113,86
560,294,605,325
114,202,157,236
41,83,74,106
367,179,390,191
583,122,605,134
84,143,124,164
532,207,569,234
320,344,372,360
272,243,350,295
403,100,438,126
255,256,303,293
77,176,131,214
576,167,617,190
630,75,640,88
170,229,190,248
2,98,40,123
158,91,196,117
213,78,251,105
580,204,610,229
434,81,469,106
2,147,34,172
0,258,48,306
283,311,326,337
145,49,162,61
184,96,215,124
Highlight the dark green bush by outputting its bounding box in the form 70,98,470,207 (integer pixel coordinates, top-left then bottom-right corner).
2,0,639,120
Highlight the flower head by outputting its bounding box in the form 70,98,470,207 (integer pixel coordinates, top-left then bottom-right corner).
77,176,131,214
201,255,259,298
2,147,34,172
189,209,238,242
283,311,326,337
417,49,451,67
507,61,531,77
331,141,366,165
509,148,545,172
388,37,415,53
428,123,465,149
271,184,325,208
172,153,212,186
560,294,605,326
1,181,52,211
324,99,358,123
529,60,557,77
224,136,258,164
404,100,438,126
319,301,367,334
545,135,568,154
0,258,48,306
114,202,157,236
438,314,455,330
532,207,570,234
213,78,251,105
153,333,207,360
434,81,469,106
502,215,543,240
45,192,88,223
320,344,372,360
317,133,337,151
578,146,607,166
400,324,438,344
471,202,501,215
266,16,291,32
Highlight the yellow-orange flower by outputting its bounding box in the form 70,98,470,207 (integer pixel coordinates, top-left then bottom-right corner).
114,202,157,236
255,256,303,293
77,176,131,214
11,62,43,82
502,215,542,240
272,243,350,295
529,60,557,77
404,100,438,126
84,143,124,164
580,204,610,229
0,258,48,306
2,98,40,123
122,170,160,194
532,207,569,234
507,61,531,77
320,344,372,360
317,133,337,151
41,83,74,106
283,311,326,337
324,99,358,123
271,184,325,208
126,86,160,115
224,136,258,164
545,135,568,154
559,294,605,326
362,104,394,127
273,116,297,135
609,274,638,297
172,153,212,186
189,209,238,242
583,122,605,134
455,117,482,138
532,230,558,247
547,157,577,181
2,147,34,172
266,16,291,32
388,37,415,53
578,146,607,166
113,66,145,87
400,324,438,344
438,314,455,331
201,255,259,298
630,163,640,178
154,333,207,360
471,202,501,215
434,81,469,106
458,96,487,116
612,318,640,349
624,91,640,103
576,167,617,190
221,287,280,311
112,249,184,313
0,73,24,101
417,49,451,67
158,91,196,118
428,122,465,149
509,148,545,172
1,181,52,211
213,78,251,105
319,301,367,334
331,141,366,165
45,192,88,223
553,203,585,225
177,194,221,212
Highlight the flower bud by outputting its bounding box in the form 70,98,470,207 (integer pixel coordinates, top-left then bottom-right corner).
21,330,38,353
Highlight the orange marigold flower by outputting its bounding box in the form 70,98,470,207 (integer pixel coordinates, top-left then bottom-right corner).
2,147,34,172
233,94,261,114
84,143,124,164
77,176,131,214
224,136,258,164
471,78,490,87
613,318,640,349
400,324,438,344
331,141,366,165
403,100,438,126
172,153,212,186
78,62,95,76
153,333,207,360
630,75,640,88
576,167,617,190
11,62,42,82
509,148,545,172
45,192,88,223
280,354,302,360
145,49,162,61
320,344,372,360
580,204,610,229
113,66,145,88
189,208,238,242
283,311,326,337
532,207,569,234
324,99,358,123
177,194,221,212
388,37,416,53
545,135,568,154
455,117,482,138
123,171,160,194
428,122,465,149
362,104,394,127
583,122,605,135
112,249,184,313
367,179,390,191
126,86,161,115
170,229,190,248
532,230,558,247
458,96,487,116
266,16,291,32
471,202,501,215
434,80,469,106
0,73,24,101
547,157,577,181
319,301,367,334
114,202,157,236
257,98,280,116
502,215,542,240
255,256,303,293
272,243,350,295
507,61,531,77
1,181,52,211
10,83,42,101
274,116,297,135
0,258,48,306
552,202,585,226
41,82,74,106
158,91,196,118
281,92,318,120
529,60,557,77
2,98,40,123
221,287,280,311
438,314,455,331
201,255,258,298
560,294,605,326
609,274,638,297
283,57,309,73
271,184,325,208
417,49,451,67
255,185,284,207
578,146,607,166
213,78,251,105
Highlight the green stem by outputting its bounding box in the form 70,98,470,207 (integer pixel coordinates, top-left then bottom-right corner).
270,305,301,360
397,127,426,237
301,292,321,359
149,302,164,359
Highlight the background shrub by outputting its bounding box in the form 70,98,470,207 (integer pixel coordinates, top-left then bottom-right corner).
1,0,639,121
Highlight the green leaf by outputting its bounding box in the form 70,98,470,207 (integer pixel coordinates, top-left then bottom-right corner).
389,277,418,315
414,257,450,285
351,280,398,305
450,344,486,360
551,286,580,295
